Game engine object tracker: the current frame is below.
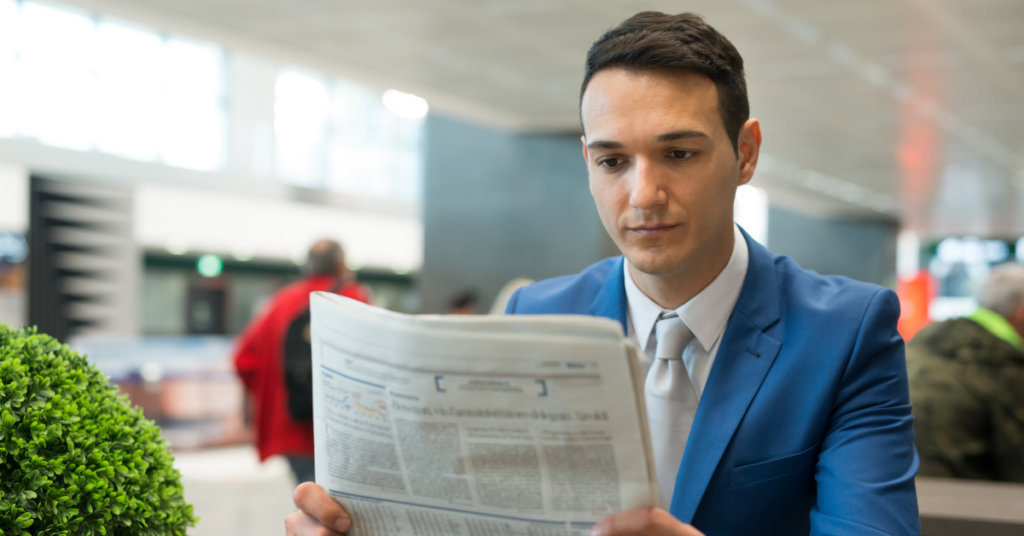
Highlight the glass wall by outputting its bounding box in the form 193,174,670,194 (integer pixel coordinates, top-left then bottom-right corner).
275,69,426,202
0,0,227,171
0,0,428,205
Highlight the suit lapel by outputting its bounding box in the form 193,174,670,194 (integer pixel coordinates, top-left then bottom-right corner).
589,256,629,335
669,230,783,521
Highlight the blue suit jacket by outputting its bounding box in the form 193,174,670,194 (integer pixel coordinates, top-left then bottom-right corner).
506,229,920,536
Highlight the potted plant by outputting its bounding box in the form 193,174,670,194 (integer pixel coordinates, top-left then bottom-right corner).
0,324,197,535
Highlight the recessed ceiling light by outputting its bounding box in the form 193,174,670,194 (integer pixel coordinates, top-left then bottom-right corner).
382,89,428,119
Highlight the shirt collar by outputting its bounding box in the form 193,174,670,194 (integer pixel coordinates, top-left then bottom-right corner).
624,224,750,352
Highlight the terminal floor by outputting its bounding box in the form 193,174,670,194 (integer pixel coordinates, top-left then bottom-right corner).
175,446,296,536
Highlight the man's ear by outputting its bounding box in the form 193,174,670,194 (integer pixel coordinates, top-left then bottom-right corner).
737,118,761,186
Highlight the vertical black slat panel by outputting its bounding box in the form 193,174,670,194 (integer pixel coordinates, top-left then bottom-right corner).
27,176,68,340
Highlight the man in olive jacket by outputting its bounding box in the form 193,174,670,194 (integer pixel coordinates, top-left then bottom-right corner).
908,263,1024,482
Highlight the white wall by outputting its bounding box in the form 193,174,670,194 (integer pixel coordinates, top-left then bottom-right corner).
0,163,27,233
134,184,422,272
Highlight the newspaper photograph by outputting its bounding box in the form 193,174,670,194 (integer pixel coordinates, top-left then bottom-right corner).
310,292,657,536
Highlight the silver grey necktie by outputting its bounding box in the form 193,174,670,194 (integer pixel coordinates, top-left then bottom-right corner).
645,312,698,509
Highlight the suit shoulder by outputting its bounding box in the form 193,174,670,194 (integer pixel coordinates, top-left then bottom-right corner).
773,255,897,322
509,257,620,315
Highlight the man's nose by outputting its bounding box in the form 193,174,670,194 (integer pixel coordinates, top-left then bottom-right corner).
629,157,667,210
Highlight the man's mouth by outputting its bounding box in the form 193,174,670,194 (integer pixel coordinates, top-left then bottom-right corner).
627,223,680,236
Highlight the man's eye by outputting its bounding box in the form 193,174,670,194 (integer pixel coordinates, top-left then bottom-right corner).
598,158,621,168
669,150,695,159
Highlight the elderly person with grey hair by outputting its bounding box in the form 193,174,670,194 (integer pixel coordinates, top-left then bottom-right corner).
907,263,1024,482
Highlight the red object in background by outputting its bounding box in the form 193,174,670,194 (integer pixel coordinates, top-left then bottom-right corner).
233,275,371,461
897,271,934,342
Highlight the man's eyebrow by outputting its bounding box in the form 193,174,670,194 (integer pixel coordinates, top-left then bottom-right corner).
586,140,624,150
655,130,710,142
586,130,710,151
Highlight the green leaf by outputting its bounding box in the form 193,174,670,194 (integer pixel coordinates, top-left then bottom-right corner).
14,513,32,528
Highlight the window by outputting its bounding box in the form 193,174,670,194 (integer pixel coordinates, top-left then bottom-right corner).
0,0,227,171
734,184,769,246
94,20,163,160
0,0,19,137
160,38,226,170
274,69,329,187
276,69,426,202
18,2,96,151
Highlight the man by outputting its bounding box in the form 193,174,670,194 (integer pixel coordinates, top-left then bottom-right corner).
448,289,480,315
285,12,919,536
909,263,1024,482
235,239,370,484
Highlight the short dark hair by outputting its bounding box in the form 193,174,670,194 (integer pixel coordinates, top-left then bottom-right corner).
581,12,749,153
449,289,479,311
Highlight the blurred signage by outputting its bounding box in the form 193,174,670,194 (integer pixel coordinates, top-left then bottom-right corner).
936,237,1009,265
0,232,27,263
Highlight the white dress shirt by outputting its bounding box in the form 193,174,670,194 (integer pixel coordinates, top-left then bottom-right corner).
624,224,749,505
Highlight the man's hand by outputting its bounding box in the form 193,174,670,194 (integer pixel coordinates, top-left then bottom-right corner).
281,486,699,536
591,507,705,536
285,482,352,536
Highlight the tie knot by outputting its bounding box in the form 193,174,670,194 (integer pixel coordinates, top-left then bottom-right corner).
654,313,693,360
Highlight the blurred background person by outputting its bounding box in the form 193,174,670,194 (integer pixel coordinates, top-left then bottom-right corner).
489,278,534,315
908,263,1024,482
447,289,479,315
233,239,370,484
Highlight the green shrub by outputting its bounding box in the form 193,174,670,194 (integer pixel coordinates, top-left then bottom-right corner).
0,324,197,535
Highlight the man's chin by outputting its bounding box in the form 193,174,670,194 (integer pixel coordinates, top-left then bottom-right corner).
623,251,686,277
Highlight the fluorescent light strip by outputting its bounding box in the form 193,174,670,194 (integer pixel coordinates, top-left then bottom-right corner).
758,154,901,215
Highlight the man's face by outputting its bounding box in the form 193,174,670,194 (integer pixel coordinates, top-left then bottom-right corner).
581,68,757,278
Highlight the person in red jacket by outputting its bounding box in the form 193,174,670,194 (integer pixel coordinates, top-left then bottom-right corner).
234,239,371,484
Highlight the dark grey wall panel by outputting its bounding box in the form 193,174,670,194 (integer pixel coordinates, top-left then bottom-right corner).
767,206,898,286
420,115,615,313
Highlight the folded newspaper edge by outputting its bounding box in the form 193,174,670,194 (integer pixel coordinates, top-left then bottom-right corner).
310,292,658,536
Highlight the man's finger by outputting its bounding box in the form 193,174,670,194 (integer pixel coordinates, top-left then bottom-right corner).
285,510,344,536
590,507,704,536
292,482,352,533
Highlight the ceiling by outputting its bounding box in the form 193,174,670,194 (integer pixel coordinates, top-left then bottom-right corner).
63,0,1024,237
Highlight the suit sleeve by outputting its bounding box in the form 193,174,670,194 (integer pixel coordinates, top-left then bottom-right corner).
810,288,921,536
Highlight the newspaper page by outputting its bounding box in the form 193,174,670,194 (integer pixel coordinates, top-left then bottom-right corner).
310,293,657,536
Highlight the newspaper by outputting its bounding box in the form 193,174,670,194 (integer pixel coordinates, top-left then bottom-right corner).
310,292,657,536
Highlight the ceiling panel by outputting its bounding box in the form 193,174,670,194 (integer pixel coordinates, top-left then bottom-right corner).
63,0,1024,236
